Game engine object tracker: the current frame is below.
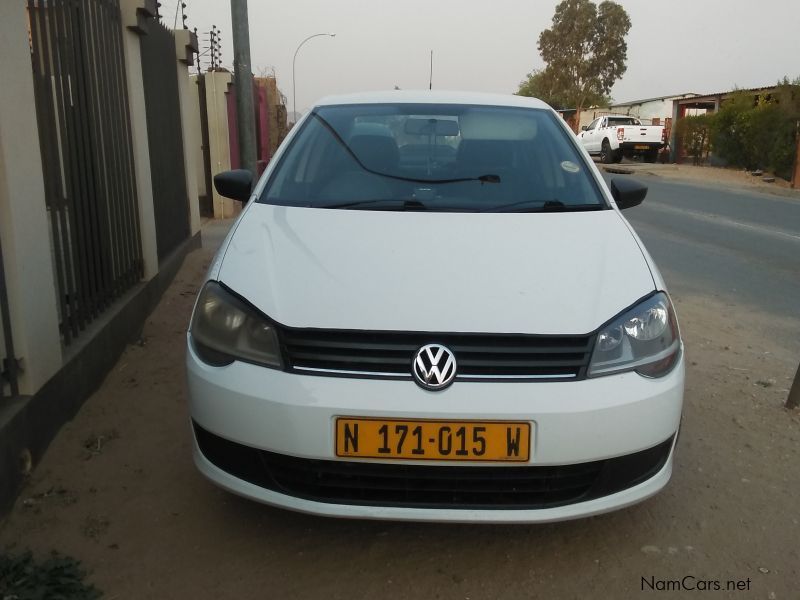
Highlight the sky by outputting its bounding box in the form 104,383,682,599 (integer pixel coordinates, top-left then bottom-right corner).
165,0,800,115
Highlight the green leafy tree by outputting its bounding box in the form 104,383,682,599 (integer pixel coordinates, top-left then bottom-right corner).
517,69,569,110
517,68,611,110
517,0,631,113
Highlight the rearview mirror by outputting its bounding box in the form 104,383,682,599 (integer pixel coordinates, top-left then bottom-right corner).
405,118,460,136
214,169,253,202
609,178,647,210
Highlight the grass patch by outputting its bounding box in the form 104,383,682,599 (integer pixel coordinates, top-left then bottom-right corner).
0,550,101,599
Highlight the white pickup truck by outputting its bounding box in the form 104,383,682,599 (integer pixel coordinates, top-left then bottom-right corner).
578,115,666,164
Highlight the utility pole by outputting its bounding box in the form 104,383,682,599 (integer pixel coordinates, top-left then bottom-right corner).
791,121,800,189
230,0,257,175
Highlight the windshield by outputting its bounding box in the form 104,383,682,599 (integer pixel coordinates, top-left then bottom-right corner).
259,103,606,212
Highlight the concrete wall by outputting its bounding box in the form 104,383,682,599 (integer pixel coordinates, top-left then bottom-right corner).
204,71,238,219
583,95,701,129
120,0,160,280
183,74,289,220
608,99,676,123
1,0,205,515
255,76,290,160
0,0,63,394
0,0,204,389
174,29,201,236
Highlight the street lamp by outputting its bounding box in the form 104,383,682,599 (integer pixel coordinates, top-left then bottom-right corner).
292,33,336,124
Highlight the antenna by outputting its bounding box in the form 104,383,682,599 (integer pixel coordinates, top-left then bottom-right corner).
429,50,433,90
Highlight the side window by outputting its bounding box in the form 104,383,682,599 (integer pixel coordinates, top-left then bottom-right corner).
587,118,599,131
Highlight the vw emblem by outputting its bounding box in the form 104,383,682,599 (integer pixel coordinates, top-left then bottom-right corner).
412,344,457,391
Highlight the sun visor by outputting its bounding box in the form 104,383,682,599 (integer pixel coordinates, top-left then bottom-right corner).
459,110,538,140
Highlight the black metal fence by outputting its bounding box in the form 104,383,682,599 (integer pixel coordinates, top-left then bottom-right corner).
0,234,19,399
140,20,190,260
27,0,143,346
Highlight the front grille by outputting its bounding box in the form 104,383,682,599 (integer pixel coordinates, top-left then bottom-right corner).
280,328,594,381
194,423,674,510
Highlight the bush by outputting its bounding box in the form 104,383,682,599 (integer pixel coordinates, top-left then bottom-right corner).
676,114,712,165
705,81,800,179
0,551,102,600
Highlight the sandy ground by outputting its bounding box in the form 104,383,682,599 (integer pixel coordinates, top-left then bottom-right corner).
1,224,799,599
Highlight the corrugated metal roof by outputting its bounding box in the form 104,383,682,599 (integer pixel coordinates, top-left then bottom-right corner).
673,85,780,103
610,93,700,107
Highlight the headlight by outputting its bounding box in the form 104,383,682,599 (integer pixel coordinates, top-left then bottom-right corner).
588,292,680,378
190,281,283,368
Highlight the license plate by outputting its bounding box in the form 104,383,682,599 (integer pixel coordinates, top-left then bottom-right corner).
335,418,531,462
635,144,650,150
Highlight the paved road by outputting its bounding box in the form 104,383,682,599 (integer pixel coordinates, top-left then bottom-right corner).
605,173,800,353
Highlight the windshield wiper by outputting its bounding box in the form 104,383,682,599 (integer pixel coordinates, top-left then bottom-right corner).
319,198,430,210
480,200,605,213
311,112,500,185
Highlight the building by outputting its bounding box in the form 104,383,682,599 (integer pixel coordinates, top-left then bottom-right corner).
669,85,787,163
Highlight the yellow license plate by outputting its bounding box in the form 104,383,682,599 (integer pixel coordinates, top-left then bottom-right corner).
335,418,531,462
635,145,650,150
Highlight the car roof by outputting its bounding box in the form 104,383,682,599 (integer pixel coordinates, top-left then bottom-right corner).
315,90,552,111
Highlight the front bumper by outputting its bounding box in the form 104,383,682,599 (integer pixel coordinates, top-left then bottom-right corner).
187,341,684,522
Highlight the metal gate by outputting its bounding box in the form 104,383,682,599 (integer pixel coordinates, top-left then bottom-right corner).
27,0,143,346
140,20,190,260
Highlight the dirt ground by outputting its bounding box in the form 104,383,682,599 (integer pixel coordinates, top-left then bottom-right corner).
1,224,799,599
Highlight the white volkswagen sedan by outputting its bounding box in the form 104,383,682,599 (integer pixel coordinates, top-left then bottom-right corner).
187,91,684,523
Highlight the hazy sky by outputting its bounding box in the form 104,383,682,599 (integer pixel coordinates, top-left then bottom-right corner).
166,0,800,113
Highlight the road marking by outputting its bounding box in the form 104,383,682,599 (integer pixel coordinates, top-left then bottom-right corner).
643,201,800,243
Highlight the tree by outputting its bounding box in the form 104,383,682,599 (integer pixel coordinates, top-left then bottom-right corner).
517,0,631,114
517,69,569,109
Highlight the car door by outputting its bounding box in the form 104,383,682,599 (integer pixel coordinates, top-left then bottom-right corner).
589,118,606,152
581,118,599,152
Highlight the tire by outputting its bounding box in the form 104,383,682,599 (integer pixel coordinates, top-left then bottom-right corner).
644,149,659,163
600,140,614,164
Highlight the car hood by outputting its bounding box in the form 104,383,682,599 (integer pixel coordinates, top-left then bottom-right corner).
217,204,655,335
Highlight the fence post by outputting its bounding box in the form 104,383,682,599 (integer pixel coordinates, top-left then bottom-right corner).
119,0,160,280
174,29,201,237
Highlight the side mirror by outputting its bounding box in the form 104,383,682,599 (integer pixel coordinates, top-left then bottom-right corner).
581,126,588,131
214,169,253,202
609,178,647,210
